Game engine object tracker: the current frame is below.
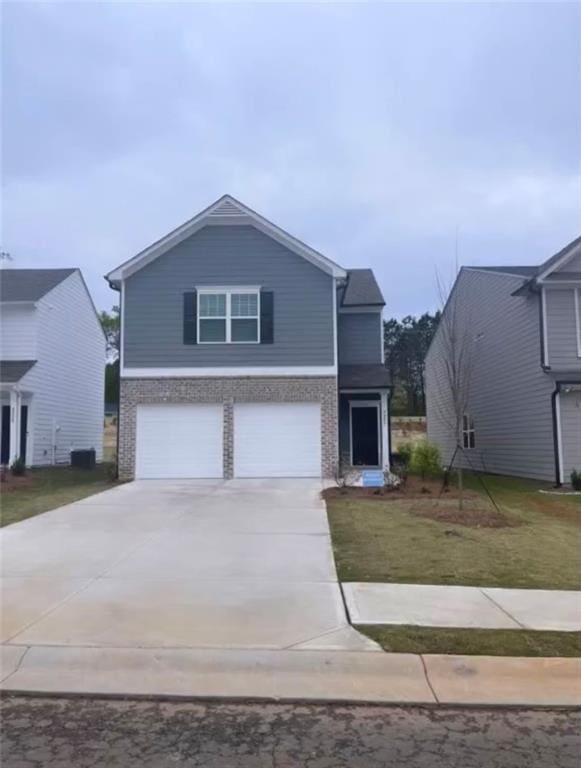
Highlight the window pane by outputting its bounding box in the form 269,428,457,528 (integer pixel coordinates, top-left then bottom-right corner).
231,293,258,317
199,319,226,342
199,293,226,317
469,432,476,449
231,318,258,342
462,433,469,449
463,414,468,430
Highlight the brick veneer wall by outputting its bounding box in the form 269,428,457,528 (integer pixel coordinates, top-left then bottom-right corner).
118,376,338,480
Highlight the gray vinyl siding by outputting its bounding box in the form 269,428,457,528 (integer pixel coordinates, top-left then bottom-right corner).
123,225,334,368
338,313,382,364
560,391,581,479
426,269,556,481
545,288,581,369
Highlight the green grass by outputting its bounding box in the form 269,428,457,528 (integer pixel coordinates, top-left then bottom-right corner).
327,473,581,590
359,625,581,657
0,464,118,527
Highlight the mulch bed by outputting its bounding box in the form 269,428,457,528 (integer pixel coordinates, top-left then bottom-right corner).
323,475,480,502
323,476,517,528
409,501,517,528
0,474,34,492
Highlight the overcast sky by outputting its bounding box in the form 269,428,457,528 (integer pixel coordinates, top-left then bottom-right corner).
2,1,580,317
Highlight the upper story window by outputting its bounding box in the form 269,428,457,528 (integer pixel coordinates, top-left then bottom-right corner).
198,289,259,343
462,414,475,449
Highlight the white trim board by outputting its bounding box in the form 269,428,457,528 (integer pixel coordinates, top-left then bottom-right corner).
575,288,581,359
555,391,564,485
106,194,347,282
537,239,581,281
541,286,549,367
121,366,338,378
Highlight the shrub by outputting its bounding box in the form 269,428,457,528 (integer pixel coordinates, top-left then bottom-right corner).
571,470,581,491
410,441,441,480
10,457,26,477
397,442,414,467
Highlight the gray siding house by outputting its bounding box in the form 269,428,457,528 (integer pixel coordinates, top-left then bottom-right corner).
425,236,581,484
106,195,390,480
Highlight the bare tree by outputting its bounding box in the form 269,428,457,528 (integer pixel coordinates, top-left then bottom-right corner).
430,269,477,509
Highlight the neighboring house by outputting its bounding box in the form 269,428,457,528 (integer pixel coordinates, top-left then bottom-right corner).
425,235,581,484
0,269,105,466
106,195,390,480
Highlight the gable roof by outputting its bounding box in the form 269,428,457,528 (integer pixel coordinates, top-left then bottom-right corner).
0,269,76,302
536,234,581,280
105,194,347,285
340,269,385,306
466,265,538,278
0,360,36,383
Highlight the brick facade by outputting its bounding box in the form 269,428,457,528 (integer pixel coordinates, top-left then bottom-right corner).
118,376,338,480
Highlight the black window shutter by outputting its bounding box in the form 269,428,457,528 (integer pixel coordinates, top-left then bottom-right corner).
260,290,274,344
183,291,197,344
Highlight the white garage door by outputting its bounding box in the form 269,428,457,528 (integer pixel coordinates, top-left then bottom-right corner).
135,404,223,479
234,403,321,478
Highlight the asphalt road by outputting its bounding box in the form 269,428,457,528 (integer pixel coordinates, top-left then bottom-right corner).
1,696,579,768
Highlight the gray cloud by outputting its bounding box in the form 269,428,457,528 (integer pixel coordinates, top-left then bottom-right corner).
2,1,580,316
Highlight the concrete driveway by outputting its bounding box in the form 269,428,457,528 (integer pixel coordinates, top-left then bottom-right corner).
1,479,375,653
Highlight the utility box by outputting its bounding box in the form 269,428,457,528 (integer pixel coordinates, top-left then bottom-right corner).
70,449,96,470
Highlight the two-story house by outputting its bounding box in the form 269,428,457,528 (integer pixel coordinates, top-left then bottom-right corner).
425,235,581,484
0,269,105,466
106,195,390,480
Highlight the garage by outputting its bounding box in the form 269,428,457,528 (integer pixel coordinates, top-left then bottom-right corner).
135,404,223,479
234,402,321,478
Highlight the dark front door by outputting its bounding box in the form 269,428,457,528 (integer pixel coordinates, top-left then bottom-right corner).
351,406,380,466
0,405,28,465
1,405,9,465
20,405,28,462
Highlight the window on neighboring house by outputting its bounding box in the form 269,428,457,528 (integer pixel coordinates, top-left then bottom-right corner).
198,289,259,343
462,414,475,449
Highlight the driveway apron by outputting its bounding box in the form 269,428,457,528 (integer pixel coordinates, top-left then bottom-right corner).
0,480,374,652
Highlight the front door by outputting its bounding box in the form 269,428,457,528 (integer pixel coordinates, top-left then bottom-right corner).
1,405,9,465
0,405,28,465
351,405,380,466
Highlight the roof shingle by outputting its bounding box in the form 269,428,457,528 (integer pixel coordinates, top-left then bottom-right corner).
339,364,391,389
0,269,76,302
0,360,37,383
341,269,385,306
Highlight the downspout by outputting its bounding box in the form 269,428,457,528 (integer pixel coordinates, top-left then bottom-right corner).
551,384,562,487
387,387,393,463
115,280,122,481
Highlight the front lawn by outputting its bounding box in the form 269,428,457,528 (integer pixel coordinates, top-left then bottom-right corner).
0,464,118,527
326,473,581,590
359,625,581,657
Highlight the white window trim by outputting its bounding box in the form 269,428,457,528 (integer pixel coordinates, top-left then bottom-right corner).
197,287,261,345
575,288,581,358
461,413,475,450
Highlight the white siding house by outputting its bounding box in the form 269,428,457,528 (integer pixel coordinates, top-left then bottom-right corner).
0,269,105,466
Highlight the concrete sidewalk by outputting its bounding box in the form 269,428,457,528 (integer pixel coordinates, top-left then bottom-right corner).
343,583,581,631
1,644,580,706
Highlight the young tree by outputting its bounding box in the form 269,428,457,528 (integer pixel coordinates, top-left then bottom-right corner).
100,306,120,407
99,306,120,361
429,272,476,509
